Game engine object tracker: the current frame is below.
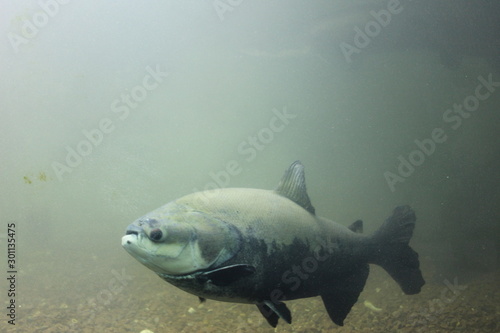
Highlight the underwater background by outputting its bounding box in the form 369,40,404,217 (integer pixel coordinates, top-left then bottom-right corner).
1,0,499,332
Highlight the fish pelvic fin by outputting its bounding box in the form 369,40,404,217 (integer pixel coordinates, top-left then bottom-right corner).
370,205,425,294
256,301,292,327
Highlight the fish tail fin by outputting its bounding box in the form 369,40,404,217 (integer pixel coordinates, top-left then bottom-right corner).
370,205,425,294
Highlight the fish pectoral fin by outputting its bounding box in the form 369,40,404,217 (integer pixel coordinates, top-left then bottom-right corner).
199,264,256,286
256,301,292,328
321,264,369,326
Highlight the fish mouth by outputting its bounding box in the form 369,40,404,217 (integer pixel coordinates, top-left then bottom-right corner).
121,233,138,247
122,224,144,247
121,227,187,275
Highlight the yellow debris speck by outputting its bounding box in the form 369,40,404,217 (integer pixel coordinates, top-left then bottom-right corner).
364,300,382,312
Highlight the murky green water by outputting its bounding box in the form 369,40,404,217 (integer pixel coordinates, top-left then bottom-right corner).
1,1,499,332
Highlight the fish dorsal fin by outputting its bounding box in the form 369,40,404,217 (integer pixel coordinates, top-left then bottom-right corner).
348,220,363,233
275,161,315,215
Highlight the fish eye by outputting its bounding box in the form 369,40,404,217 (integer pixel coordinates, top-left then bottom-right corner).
149,228,163,241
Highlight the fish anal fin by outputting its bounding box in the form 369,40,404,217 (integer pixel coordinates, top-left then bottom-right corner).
321,264,369,326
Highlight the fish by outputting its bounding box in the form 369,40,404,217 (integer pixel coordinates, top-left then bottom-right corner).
122,161,425,327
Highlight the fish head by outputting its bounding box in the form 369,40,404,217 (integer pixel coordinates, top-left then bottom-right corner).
121,201,240,276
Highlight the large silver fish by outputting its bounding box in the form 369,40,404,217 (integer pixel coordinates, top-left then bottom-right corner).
122,161,424,327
